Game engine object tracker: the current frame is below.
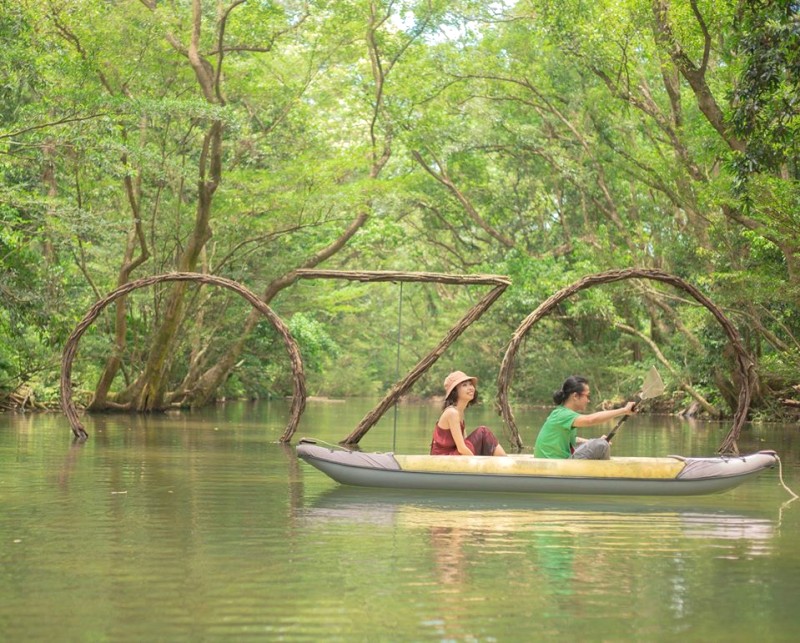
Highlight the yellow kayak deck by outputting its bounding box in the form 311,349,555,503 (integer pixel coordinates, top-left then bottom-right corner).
394,455,686,479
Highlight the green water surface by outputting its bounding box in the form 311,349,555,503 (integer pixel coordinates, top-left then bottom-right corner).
2,400,799,641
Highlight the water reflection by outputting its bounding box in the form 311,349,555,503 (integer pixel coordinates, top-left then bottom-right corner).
57,439,85,490
428,525,469,586
679,512,774,542
300,486,778,560
298,487,781,639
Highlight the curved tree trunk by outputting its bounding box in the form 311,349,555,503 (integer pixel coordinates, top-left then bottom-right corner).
60,273,306,441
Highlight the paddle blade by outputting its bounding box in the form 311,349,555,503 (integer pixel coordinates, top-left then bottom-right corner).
605,367,664,442
640,366,665,401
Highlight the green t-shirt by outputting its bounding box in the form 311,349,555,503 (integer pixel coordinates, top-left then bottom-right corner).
534,405,580,459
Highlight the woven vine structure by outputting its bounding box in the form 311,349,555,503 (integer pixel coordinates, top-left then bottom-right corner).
60,273,306,442
496,268,755,455
60,269,509,444
61,268,751,454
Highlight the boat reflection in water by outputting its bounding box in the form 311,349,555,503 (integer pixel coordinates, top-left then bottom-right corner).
298,487,779,639
299,486,777,559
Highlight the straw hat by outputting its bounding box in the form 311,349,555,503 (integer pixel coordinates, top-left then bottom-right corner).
443,371,478,398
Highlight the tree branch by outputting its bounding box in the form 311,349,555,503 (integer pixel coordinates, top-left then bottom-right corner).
651,0,744,152
412,150,516,248
614,322,719,416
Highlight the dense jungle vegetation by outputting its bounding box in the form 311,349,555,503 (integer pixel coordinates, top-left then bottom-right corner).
1,0,799,421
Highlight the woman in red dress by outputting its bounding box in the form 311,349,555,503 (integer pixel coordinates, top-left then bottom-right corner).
430,370,507,456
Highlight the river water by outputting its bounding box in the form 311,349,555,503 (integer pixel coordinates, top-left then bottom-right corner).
2,400,799,641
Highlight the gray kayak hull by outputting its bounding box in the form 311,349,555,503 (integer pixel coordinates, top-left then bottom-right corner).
296,442,778,497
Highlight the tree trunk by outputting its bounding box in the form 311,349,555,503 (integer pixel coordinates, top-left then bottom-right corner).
88,228,145,410
89,136,151,410
175,5,408,407
652,0,745,153
124,121,220,410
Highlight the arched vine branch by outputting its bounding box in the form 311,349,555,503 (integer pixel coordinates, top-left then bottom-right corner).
496,268,754,455
60,272,306,442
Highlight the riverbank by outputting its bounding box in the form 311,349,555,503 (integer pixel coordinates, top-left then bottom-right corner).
4,387,798,424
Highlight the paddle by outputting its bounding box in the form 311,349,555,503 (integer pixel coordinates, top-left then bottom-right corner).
605,366,665,442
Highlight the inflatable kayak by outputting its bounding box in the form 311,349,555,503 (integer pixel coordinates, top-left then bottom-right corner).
296,440,778,496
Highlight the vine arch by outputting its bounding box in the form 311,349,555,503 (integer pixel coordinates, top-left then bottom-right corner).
496,268,755,455
60,273,306,442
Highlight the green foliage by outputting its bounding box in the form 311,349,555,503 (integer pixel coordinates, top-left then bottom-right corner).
730,0,800,180
1,0,799,418
287,312,340,374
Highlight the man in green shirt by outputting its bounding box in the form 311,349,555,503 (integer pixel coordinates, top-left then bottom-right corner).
534,376,636,459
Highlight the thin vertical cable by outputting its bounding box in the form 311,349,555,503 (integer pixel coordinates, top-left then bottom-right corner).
392,282,403,452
